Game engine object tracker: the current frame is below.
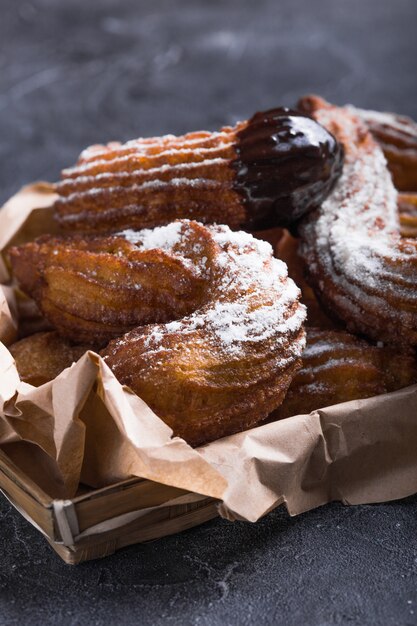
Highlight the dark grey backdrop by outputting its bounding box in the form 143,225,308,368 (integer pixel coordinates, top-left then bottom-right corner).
1,1,417,624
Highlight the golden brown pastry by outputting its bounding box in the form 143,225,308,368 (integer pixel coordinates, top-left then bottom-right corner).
352,107,417,191
9,220,306,445
275,230,341,330
9,221,213,345
9,331,90,386
399,192,417,238
275,190,417,328
53,108,343,233
297,96,417,348
273,328,417,419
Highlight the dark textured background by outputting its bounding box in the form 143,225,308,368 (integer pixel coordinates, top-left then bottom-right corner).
1,0,417,624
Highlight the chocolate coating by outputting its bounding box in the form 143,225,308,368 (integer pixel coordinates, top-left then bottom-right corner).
233,107,344,229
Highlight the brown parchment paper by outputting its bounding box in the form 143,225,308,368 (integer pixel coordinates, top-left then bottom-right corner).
0,184,417,522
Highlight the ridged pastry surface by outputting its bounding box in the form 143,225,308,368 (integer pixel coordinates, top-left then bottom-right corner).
9,220,306,445
275,229,342,330
101,221,306,445
274,328,417,419
298,96,417,347
9,221,213,345
351,107,417,191
9,331,89,386
55,127,246,232
399,192,417,238
54,108,343,233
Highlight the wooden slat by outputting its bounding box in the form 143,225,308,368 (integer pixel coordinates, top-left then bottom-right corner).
49,500,219,565
0,449,218,564
0,453,55,538
0,449,53,506
73,479,192,533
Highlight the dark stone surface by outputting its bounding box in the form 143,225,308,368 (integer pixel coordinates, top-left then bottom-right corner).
1,496,417,626
1,0,417,624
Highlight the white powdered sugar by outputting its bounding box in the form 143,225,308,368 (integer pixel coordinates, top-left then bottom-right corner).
120,221,184,250
300,104,417,334
126,220,306,359
348,105,416,136
79,129,235,164
58,158,231,195
60,178,223,208
65,143,234,178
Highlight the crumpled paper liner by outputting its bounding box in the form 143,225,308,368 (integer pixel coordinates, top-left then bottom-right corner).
1,184,417,522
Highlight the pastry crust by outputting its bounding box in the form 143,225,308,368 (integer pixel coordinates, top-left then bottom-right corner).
352,107,417,191
55,127,245,231
399,192,417,238
298,96,417,348
53,108,343,233
273,328,417,419
9,221,213,345
9,220,306,445
9,331,89,386
275,230,342,330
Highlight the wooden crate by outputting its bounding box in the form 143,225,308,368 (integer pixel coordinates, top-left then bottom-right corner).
0,449,218,565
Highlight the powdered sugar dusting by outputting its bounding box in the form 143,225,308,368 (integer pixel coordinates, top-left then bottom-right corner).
64,144,234,178
299,103,417,342
348,105,416,136
119,220,307,359
120,221,184,250
79,129,235,164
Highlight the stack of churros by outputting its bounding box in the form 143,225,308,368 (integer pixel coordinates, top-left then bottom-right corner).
6,97,417,445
